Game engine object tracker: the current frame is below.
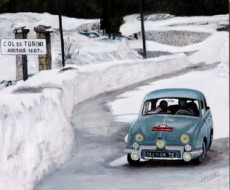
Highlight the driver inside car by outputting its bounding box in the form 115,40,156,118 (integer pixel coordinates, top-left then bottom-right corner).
177,99,195,116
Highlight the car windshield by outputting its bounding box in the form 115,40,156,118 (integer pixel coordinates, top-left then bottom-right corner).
142,98,200,117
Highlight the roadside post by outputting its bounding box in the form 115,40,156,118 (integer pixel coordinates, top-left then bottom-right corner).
139,0,147,58
58,0,65,67
34,25,53,71
14,26,30,81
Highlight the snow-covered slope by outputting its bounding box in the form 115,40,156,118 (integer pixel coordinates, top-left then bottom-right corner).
121,14,228,36
0,13,228,80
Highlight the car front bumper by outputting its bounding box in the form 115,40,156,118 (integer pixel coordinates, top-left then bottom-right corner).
125,145,203,161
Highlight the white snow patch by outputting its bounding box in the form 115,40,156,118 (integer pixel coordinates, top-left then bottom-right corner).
117,38,131,52
189,32,229,65
108,68,229,139
124,134,128,143
34,21,51,28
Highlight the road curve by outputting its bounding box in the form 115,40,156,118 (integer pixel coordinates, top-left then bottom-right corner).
34,83,229,190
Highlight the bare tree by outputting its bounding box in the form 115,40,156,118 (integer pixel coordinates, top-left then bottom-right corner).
57,37,80,67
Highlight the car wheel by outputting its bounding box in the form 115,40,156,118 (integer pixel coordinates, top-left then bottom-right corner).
192,141,206,165
127,154,140,166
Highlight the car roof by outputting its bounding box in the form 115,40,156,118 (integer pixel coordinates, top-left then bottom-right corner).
143,88,205,101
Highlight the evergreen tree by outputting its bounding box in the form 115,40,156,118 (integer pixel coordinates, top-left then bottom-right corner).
100,0,111,35
100,0,124,39
204,0,229,15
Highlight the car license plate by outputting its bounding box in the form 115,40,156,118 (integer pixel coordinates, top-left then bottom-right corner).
146,151,176,158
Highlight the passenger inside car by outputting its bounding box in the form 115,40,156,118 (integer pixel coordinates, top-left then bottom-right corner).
148,100,170,114
144,98,199,117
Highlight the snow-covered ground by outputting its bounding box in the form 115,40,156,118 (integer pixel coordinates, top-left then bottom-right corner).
0,12,228,81
107,67,229,139
0,12,229,190
122,14,228,35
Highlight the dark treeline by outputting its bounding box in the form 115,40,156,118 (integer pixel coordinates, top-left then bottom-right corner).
0,0,228,38
0,0,228,17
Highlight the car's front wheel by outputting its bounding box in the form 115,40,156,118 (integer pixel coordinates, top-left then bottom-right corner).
127,154,140,166
192,141,206,165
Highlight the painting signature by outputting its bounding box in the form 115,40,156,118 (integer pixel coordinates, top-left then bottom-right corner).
201,171,220,183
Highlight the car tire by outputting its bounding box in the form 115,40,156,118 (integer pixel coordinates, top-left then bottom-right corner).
127,154,140,166
192,141,206,165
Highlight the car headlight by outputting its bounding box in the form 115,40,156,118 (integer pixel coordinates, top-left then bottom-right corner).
185,144,192,151
131,152,140,161
156,139,166,149
180,134,190,144
133,143,140,150
135,134,144,142
183,152,192,162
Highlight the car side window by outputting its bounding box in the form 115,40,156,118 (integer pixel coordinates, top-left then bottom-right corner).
143,101,152,115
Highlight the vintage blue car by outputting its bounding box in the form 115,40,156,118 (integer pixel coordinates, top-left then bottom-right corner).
125,88,213,165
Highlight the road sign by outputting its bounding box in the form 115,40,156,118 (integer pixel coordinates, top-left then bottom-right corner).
1,39,46,55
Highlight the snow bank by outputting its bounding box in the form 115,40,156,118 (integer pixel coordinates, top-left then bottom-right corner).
0,52,188,190
0,69,77,190
189,32,229,65
75,53,188,103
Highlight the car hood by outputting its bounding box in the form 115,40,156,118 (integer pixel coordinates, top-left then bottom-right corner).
131,114,200,145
